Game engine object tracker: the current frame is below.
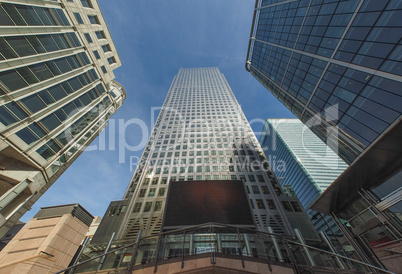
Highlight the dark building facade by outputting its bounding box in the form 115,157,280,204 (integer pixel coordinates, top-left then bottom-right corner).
246,1,402,271
246,0,401,165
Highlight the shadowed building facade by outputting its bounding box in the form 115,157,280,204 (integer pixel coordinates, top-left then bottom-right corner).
246,0,401,165
0,0,125,237
246,1,402,271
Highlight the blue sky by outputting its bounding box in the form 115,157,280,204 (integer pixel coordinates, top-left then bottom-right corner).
21,0,295,222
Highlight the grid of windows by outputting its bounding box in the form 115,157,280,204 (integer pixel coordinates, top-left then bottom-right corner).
0,3,70,26
0,33,81,60
121,68,296,238
0,52,92,93
260,119,347,235
0,0,125,238
248,0,402,164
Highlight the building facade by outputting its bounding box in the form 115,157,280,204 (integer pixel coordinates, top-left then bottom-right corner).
91,67,319,245
0,0,125,236
0,204,93,273
246,1,402,270
260,119,348,236
246,0,401,165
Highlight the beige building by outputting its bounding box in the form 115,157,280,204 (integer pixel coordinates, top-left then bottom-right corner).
0,204,93,273
0,0,125,237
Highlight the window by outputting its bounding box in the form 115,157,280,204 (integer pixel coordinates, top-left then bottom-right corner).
139,189,146,197
252,186,260,194
116,205,126,215
154,201,162,211
148,188,156,197
88,15,99,24
93,50,100,59
95,30,106,39
108,206,118,216
74,13,83,24
256,199,265,209
102,44,111,53
158,188,165,196
266,199,276,209
261,186,269,194
143,202,152,212
133,203,141,213
101,66,107,74
84,33,92,43
81,0,93,8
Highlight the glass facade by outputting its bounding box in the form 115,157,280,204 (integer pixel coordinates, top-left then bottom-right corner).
92,68,319,244
247,0,402,165
260,119,348,236
0,0,124,236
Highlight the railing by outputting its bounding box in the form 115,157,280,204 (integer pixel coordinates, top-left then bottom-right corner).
56,223,394,274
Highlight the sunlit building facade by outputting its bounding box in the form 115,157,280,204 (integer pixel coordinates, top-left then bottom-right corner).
0,0,125,236
260,119,348,236
91,67,319,245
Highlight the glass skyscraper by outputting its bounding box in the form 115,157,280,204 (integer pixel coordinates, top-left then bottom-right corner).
91,67,319,245
260,119,348,236
0,0,125,236
246,1,402,270
246,0,401,165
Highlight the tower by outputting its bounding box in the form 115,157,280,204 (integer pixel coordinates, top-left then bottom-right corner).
260,118,348,236
92,68,318,244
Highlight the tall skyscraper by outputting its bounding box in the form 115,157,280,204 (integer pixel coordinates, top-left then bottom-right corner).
246,1,402,270
91,67,318,244
0,0,125,236
246,0,401,165
260,119,348,235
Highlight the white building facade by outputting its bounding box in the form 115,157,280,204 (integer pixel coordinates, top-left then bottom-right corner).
0,0,125,236
92,68,318,245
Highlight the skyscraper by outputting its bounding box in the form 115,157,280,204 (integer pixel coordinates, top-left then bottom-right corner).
246,1,402,270
0,0,125,236
260,119,348,236
91,67,318,244
246,0,401,165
